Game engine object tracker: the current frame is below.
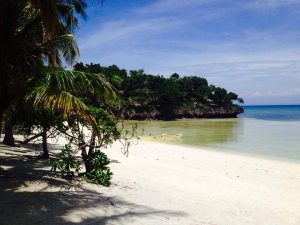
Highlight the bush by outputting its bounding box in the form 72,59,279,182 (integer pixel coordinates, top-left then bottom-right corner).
51,144,81,180
84,151,113,187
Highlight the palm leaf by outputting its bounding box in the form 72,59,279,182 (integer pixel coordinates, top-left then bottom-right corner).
26,70,116,139
28,0,88,37
37,34,79,66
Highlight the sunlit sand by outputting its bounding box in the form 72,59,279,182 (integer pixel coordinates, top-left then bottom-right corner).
1,139,300,225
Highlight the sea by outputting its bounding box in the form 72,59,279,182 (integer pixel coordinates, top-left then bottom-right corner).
124,105,300,162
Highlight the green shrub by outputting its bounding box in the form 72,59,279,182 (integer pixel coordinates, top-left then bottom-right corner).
51,144,81,180
84,151,113,187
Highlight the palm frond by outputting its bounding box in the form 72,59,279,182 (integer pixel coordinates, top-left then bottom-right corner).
28,0,88,37
26,70,116,140
42,70,116,99
26,85,100,135
26,70,115,131
26,85,87,114
39,34,79,66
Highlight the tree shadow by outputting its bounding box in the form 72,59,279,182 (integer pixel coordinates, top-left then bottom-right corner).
0,144,186,225
20,142,63,155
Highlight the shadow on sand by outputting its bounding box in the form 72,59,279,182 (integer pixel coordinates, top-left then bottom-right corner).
0,144,186,225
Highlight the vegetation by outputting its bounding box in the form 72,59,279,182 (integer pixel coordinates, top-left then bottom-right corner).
0,0,125,186
74,63,244,120
83,151,113,187
51,143,81,180
0,0,82,145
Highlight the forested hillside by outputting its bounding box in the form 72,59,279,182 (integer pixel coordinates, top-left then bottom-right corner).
74,63,244,120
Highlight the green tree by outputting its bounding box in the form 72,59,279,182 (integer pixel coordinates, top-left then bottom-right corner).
24,70,114,158
0,0,79,145
74,62,244,120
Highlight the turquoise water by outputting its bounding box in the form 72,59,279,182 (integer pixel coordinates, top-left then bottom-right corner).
125,105,300,161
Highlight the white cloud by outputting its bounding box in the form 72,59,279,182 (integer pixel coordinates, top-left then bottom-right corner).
243,0,300,9
252,91,263,97
247,89,300,98
135,0,300,17
134,0,220,14
78,17,184,51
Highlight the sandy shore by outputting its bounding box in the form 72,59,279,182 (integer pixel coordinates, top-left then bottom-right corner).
1,140,300,225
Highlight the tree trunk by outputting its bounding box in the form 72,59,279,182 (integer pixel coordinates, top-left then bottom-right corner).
81,144,93,173
42,127,49,159
85,135,97,174
3,119,15,146
0,111,3,139
0,106,7,140
81,149,90,173
83,158,92,173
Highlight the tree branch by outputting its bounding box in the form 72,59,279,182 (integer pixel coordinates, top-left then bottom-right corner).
21,132,43,144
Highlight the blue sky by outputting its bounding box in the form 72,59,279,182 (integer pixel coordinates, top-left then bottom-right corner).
76,0,300,105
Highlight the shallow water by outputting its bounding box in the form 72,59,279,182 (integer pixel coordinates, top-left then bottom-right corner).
124,105,300,161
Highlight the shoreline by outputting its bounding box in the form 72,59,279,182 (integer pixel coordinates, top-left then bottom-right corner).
1,139,300,224
138,139,300,165
124,117,300,163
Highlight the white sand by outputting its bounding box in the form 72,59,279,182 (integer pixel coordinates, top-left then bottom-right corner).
1,140,300,225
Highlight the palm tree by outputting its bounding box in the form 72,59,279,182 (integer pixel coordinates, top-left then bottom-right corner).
0,0,109,149
27,0,88,39
24,70,115,158
27,70,114,120
0,0,79,145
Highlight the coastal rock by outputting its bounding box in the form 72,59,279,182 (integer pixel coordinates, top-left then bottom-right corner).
124,106,244,120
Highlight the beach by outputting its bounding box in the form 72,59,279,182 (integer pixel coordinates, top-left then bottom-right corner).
1,139,300,225
2,1,300,224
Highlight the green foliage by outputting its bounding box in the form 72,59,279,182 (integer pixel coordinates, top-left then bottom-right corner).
89,106,121,145
84,151,113,187
0,0,85,145
51,144,81,180
2,0,119,188
74,62,244,120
